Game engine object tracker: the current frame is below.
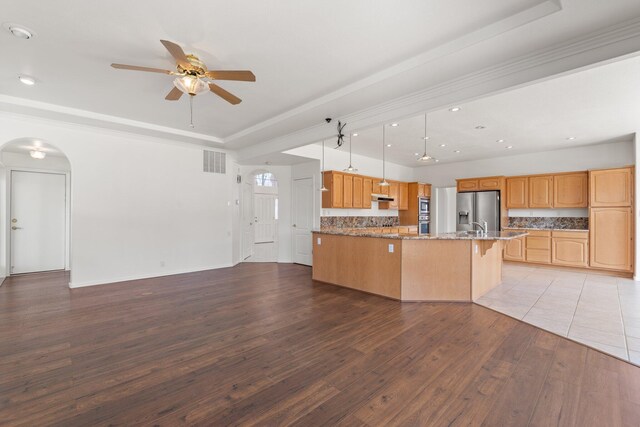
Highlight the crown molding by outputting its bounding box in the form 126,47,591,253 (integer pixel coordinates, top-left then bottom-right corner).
236,16,640,161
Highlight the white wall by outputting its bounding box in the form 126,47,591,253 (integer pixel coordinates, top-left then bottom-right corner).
635,134,640,280
415,141,634,187
0,112,235,287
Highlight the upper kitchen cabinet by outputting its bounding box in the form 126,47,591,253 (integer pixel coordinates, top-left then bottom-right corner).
343,174,354,208
352,175,363,208
362,177,373,209
553,172,588,208
529,175,554,208
506,177,528,208
398,182,409,210
457,179,479,192
457,176,502,193
380,181,400,210
590,167,633,207
322,171,343,208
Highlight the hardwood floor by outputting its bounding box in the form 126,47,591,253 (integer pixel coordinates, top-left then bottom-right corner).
1,264,639,426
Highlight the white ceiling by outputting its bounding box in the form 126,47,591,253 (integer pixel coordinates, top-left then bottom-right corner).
2,0,640,157
325,55,640,166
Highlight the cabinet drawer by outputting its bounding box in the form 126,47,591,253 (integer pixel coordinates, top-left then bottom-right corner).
526,236,551,250
526,230,552,237
527,249,551,263
552,230,588,239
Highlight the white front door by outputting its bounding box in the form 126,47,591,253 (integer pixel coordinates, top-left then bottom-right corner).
11,171,66,274
292,177,314,266
242,182,254,260
254,193,277,243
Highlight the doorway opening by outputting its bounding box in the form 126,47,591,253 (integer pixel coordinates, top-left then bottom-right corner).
242,170,279,262
0,139,71,279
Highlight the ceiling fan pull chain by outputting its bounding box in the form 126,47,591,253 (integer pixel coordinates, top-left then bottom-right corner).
189,94,194,128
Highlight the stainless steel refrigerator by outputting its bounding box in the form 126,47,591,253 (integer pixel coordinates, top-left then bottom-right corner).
456,191,500,232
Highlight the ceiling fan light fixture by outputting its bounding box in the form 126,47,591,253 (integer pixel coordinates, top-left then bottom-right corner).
30,149,45,159
173,75,208,96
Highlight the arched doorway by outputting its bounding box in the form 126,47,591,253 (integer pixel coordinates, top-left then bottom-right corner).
0,138,71,278
242,170,279,262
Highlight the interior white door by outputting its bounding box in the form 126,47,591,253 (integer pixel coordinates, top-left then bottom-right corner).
254,194,276,243
11,171,66,274
242,182,254,260
292,177,314,266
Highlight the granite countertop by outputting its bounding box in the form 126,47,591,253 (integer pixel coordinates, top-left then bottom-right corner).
314,228,528,241
503,227,588,232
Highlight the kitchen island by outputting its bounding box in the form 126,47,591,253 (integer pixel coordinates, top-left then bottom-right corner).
312,228,528,302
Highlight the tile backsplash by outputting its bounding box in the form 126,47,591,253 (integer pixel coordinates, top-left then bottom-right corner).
321,216,399,228
507,217,588,230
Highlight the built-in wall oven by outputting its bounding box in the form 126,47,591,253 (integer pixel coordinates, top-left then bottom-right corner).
418,197,430,235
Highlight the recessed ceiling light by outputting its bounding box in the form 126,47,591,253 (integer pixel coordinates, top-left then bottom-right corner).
390,123,399,127
566,137,576,140
496,139,504,143
475,125,486,129
352,133,358,137
18,75,35,86
435,159,439,162
439,144,446,147
422,136,430,140
413,152,419,156
449,107,461,112
506,146,513,149
6,24,33,39
454,150,461,153
386,144,392,147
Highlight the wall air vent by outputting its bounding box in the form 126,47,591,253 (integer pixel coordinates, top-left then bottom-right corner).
203,150,226,174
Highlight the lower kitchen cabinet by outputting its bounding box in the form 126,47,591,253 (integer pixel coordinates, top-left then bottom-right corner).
504,232,526,261
590,207,633,272
525,230,551,264
551,231,588,267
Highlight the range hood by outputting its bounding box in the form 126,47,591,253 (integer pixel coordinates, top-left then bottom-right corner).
371,193,395,202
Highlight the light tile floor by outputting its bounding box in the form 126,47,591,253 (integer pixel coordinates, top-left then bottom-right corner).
476,263,640,365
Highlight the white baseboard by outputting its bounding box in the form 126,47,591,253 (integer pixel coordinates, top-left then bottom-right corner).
68,263,233,288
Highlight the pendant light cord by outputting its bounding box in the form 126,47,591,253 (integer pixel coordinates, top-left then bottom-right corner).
424,114,428,153
382,126,386,181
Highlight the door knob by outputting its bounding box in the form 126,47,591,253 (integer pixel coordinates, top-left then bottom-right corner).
11,226,22,230
293,224,297,228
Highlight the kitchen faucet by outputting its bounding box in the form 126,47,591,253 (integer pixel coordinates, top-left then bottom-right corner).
471,221,488,235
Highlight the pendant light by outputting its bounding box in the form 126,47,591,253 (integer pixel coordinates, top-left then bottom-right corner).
320,139,329,192
343,133,358,172
418,113,436,162
379,125,390,187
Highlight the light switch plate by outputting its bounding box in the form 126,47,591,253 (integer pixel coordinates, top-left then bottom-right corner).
388,244,394,253
317,237,321,245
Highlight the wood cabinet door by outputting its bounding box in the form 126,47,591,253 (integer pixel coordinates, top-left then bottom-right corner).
363,177,373,209
417,184,425,197
529,176,553,208
590,167,633,207
504,237,525,261
457,179,479,192
343,174,353,208
479,177,501,190
424,184,432,198
352,175,363,208
398,183,409,210
590,207,633,271
388,182,399,209
554,173,588,208
552,237,588,267
506,177,528,208
332,172,343,208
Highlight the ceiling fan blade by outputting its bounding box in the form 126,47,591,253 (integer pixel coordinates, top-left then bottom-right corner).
165,86,183,101
111,63,172,74
205,70,256,82
208,83,242,105
160,40,190,69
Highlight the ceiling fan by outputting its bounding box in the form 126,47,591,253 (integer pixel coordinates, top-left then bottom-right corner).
111,40,255,125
